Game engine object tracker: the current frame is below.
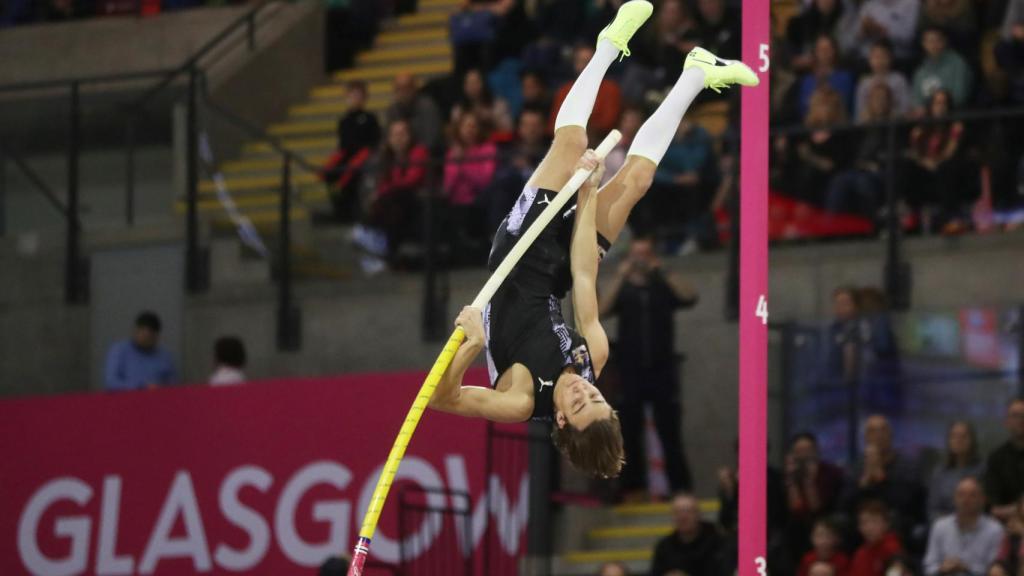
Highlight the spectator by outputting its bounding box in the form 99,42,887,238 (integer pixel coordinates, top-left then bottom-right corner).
996,5,1024,104
444,112,497,264
795,85,852,204
209,336,246,386
850,500,905,576
852,0,921,63
902,89,970,233
923,477,1004,576
319,555,350,576
599,237,698,499
911,27,973,112
647,118,719,252
845,415,927,538
826,82,894,221
788,0,850,72
450,68,513,136
810,561,841,576
928,421,986,522
519,69,551,117
484,105,549,232
385,73,443,151
623,0,702,100
548,44,623,140
919,0,978,57
322,80,381,222
886,556,920,576
826,286,861,384
104,311,177,392
695,0,741,60
448,0,515,74
786,433,846,556
798,35,857,117
987,562,1011,576
985,399,1024,522
995,496,1024,574
798,519,852,576
352,119,429,274
650,493,727,576
603,106,645,186
855,41,912,121
597,562,631,576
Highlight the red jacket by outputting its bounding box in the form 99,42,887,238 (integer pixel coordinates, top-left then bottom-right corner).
798,550,850,576
849,533,903,576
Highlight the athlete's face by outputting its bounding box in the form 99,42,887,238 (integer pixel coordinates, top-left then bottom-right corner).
555,376,611,431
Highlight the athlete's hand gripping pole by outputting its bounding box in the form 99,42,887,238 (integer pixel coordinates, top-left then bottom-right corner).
346,130,622,576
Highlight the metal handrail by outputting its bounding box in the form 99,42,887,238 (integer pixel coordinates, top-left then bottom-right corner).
0,68,178,94
0,146,67,217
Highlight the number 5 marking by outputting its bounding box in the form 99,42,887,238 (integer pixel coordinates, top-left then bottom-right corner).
756,295,768,325
755,556,768,576
758,43,770,72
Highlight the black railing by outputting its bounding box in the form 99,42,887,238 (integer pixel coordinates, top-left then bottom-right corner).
0,0,288,304
397,486,473,576
770,105,1024,310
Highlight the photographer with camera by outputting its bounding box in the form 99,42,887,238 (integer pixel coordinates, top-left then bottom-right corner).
785,433,845,565
599,236,698,501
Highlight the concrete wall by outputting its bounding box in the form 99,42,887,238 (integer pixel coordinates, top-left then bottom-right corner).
1,232,1022,497
0,6,249,85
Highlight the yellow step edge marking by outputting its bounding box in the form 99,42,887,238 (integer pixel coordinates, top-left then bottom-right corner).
563,549,652,564
222,156,329,173
311,80,391,100
396,11,449,25
356,44,451,64
376,28,448,45
268,120,336,136
211,208,310,226
613,499,720,516
176,189,328,213
420,0,461,7
243,137,335,155
198,173,320,193
588,524,673,540
334,60,451,82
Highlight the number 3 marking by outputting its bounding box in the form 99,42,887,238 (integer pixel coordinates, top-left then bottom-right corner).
755,556,768,576
758,43,770,72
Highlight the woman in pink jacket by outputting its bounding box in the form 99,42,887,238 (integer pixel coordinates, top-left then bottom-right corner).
443,112,497,264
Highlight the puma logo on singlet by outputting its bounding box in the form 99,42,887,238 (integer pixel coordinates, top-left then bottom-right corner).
537,193,552,206
538,378,554,391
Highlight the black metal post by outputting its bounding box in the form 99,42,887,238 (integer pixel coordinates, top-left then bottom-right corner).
1017,304,1024,399
422,158,447,341
66,81,84,305
125,115,136,227
883,122,910,310
277,156,301,351
246,12,255,50
185,65,205,293
0,154,6,237
725,169,740,321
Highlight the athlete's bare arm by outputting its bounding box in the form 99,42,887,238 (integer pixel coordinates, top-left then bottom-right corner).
570,151,610,377
429,306,533,422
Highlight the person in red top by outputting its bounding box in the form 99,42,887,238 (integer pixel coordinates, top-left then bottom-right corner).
352,118,429,274
902,89,968,233
798,518,851,576
548,44,623,141
850,500,904,576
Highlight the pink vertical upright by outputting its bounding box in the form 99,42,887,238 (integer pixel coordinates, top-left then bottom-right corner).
740,0,770,574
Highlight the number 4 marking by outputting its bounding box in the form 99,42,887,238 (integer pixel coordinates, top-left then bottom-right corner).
755,556,768,576
756,295,768,325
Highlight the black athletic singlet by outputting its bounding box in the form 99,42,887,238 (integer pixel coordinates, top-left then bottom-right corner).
484,185,609,422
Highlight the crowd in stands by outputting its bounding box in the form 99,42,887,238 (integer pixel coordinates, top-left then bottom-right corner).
320,0,1024,277
589,402,1024,576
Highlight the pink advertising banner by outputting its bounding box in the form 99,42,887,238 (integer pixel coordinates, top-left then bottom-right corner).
0,369,527,575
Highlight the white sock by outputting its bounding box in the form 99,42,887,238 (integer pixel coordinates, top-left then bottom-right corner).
627,68,706,165
553,40,620,131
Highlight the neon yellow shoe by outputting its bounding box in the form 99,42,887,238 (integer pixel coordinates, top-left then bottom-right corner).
684,47,760,93
596,0,654,59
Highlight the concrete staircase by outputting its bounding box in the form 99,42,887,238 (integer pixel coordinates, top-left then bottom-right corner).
552,500,720,575
178,0,459,279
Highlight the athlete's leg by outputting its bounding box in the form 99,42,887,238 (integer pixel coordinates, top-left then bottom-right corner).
527,0,653,192
596,47,759,243
595,67,706,243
